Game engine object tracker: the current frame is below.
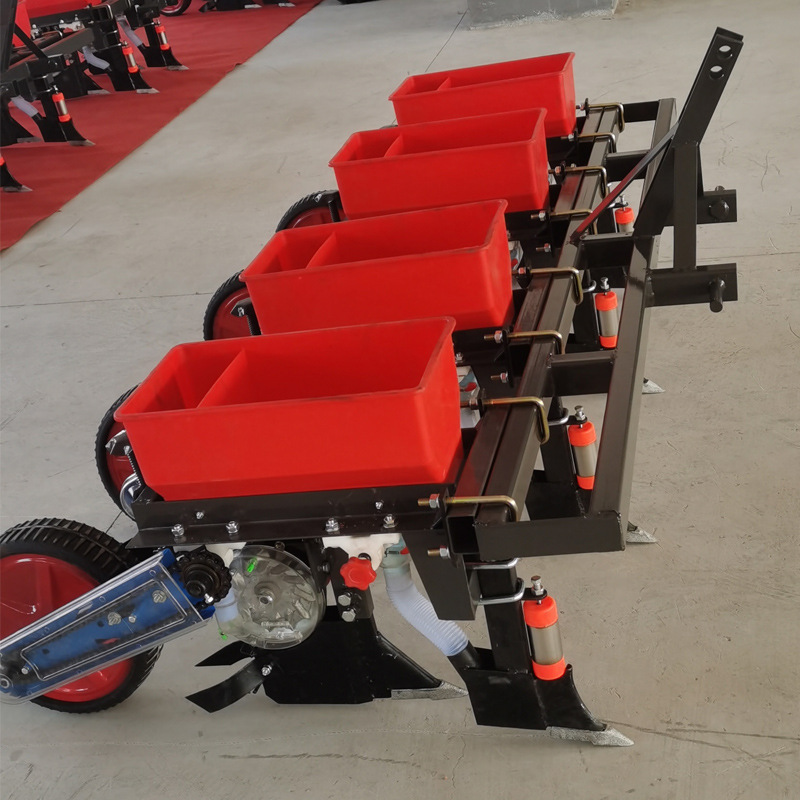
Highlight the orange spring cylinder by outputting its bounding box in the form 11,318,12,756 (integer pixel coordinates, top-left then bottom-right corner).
122,44,139,73
523,596,566,680
595,290,619,349
155,23,170,51
568,419,597,490
51,92,70,123
615,205,635,233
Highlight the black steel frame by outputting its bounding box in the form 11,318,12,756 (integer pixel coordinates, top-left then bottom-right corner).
123,28,742,737
1,0,94,145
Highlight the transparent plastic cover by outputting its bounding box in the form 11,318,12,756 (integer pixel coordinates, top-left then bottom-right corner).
217,545,324,650
0,551,207,703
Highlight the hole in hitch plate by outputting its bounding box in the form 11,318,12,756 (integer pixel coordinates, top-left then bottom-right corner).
718,44,732,58
710,65,724,80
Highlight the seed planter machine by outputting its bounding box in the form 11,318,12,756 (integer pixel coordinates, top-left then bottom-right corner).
0,28,742,746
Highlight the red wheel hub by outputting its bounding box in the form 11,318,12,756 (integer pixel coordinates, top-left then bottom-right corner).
0,554,131,702
211,286,252,340
284,206,335,229
105,417,135,498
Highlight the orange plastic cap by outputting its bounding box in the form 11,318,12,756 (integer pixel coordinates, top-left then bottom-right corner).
523,595,559,628
615,206,635,224
340,557,376,591
599,334,618,349
577,474,595,490
594,291,617,312
568,420,596,447
533,657,566,681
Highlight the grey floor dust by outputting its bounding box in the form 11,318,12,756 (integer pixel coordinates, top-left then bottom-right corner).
1,0,798,797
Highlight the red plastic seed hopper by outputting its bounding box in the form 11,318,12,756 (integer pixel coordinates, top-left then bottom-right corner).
389,53,576,138
329,109,550,219
116,318,462,502
241,200,513,335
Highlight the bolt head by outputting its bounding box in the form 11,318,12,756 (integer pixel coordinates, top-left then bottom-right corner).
383,514,396,529
325,518,339,533
261,665,273,677
341,608,357,623
195,511,205,520
454,352,464,364
337,593,352,607
171,524,184,538
152,590,167,603
375,500,384,511
709,199,730,221
127,615,136,624
21,666,30,675
226,521,239,536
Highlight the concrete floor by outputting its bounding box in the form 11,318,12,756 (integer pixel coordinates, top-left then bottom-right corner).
1,0,799,796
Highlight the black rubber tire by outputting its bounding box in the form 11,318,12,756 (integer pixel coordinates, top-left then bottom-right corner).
202,271,249,341
160,0,192,15
274,190,342,232
95,386,137,511
0,518,161,713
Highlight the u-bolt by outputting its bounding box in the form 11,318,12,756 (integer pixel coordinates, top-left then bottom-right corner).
564,165,609,197
419,494,521,522
475,396,550,444
483,329,563,354
575,131,617,152
506,330,564,355
525,266,584,305
581,101,626,131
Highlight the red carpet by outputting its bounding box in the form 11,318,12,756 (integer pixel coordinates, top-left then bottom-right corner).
1,0,321,250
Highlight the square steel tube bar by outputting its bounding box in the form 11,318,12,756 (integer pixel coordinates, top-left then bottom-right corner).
444,106,613,535
467,108,620,532
471,98,677,559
